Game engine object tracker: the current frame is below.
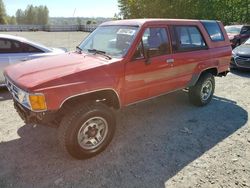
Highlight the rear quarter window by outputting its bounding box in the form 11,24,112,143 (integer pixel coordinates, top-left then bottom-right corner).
202,21,225,41
23,44,44,53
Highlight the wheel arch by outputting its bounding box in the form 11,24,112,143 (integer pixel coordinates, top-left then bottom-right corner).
59,89,121,112
188,67,218,87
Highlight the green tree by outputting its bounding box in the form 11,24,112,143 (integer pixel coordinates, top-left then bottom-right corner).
118,0,250,25
0,0,7,24
6,16,16,24
42,6,49,25
16,9,25,24
15,5,49,25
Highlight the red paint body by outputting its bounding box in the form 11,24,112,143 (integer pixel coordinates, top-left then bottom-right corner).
4,19,232,111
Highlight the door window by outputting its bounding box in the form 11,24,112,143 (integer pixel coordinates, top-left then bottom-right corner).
133,28,170,59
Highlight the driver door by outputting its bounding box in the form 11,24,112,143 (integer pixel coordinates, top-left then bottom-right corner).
124,27,177,105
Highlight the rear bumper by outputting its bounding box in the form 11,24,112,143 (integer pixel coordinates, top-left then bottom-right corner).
14,101,59,126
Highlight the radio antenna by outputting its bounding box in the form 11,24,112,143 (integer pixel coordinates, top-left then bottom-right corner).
68,8,77,51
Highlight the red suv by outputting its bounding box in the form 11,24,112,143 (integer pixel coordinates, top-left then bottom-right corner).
4,19,231,159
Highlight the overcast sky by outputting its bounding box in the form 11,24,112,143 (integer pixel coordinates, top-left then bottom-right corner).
3,0,119,17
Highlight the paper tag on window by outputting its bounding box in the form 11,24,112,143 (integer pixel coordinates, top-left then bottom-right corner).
117,29,136,36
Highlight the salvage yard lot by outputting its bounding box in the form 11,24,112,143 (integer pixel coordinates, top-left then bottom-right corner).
0,32,250,188
0,31,89,51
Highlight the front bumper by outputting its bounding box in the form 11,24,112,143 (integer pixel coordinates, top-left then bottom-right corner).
231,56,250,69
14,100,59,126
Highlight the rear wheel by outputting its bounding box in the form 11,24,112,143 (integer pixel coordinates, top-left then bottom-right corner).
189,73,215,106
58,101,116,159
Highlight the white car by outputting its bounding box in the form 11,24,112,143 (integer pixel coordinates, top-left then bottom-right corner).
0,34,67,85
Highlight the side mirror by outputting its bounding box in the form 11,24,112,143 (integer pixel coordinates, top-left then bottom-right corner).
132,49,143,60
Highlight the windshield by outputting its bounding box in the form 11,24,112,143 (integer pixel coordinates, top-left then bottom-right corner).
225,26,242,34
78,25,139,58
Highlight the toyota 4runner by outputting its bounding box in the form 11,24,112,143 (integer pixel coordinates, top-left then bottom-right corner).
4,19,231,159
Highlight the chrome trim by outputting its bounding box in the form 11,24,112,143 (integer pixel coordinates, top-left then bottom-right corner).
59,88,121,109
5,77,47,112
5,77,31,109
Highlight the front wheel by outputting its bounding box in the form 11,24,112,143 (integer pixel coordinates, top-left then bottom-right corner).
58,102,116,159
189,73,215,106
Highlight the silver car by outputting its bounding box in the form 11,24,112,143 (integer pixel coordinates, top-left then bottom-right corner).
0,34,67,85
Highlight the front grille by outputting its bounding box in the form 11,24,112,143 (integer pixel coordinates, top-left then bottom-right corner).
235,56,250,68
5,77,20,101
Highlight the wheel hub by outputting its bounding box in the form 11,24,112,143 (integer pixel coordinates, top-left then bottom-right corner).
77,117,108,150
86,126,98,138
201,80,213,101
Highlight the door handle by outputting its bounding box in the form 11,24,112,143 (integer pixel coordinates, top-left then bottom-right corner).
21,57,29,61
166,59,174,64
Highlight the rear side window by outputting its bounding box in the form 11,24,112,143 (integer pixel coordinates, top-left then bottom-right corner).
202,21,224,41
172,26,207,52
23,44,43,53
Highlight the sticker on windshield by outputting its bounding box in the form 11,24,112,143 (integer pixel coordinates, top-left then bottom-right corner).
117,29,136,36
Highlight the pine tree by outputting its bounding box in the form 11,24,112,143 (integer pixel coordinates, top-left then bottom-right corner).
0,0,7,24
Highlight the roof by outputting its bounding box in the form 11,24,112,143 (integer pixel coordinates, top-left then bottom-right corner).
0,34,29,42
100,18,205,27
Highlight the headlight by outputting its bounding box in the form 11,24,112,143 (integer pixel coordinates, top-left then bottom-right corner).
17,89,47,111
17,90,30,107
232,50,237,57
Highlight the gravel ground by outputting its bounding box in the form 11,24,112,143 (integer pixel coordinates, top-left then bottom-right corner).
0,70,249,188
0,32,249,188
0,32,89,51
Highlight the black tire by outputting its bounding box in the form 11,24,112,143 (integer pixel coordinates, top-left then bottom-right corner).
58,101,116,159
189,73,215,106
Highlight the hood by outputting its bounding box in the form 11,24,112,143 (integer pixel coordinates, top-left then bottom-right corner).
51,47,68,53
4,52,112,90
233,44,250,57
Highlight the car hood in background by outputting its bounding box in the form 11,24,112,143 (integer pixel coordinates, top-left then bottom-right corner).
27,47,67,59
51,47,68,53
233,44,250,57
4,52,113,90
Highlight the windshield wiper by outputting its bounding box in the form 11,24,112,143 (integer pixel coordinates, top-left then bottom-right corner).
76,46,83,54
87,49,112,60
